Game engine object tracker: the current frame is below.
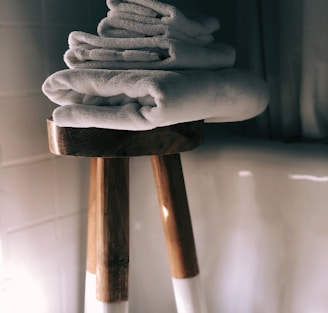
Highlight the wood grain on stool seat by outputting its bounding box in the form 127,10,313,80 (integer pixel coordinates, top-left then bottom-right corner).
47,118,204,157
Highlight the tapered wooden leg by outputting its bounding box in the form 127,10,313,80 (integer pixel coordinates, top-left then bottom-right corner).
151,154,207,313
85,158,98,313
95,157,129,313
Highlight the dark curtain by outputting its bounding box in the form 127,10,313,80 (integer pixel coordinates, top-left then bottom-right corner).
238,0,328,142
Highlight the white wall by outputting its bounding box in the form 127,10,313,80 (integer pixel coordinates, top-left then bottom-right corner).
1,1,328,313
0,0,105,312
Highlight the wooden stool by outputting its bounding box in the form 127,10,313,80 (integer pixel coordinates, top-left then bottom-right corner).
47,118,207,313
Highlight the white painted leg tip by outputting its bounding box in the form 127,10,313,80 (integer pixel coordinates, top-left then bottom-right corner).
84,272,129,313
172,275,208,313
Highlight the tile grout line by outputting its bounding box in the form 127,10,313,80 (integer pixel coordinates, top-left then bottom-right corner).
4,207,88,235
1,153,57,168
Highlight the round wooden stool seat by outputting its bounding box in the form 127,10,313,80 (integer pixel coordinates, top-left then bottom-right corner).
47,118,204,157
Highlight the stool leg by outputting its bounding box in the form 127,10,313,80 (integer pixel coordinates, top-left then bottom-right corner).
151,154,208,313
85,158,98,312
95,157,129,313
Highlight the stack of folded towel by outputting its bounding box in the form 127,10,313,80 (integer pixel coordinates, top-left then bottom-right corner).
42,0,269,130
64,0,236,70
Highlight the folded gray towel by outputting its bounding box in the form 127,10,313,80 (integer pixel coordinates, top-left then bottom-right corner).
97,11,215,46
42,69,269,131
64,31,236,70
105,0,220,38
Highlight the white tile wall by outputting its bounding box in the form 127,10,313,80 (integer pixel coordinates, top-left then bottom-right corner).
0,0,106,312
2,210,61,313
2,160,55,230
0,28,46,94
0,95,49,162
0,149,4,282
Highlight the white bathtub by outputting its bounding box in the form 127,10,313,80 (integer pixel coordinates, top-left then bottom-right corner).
128,132,328,313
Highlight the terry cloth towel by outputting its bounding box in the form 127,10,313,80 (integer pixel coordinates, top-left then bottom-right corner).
42,68,269,131
104,0,220,38
64,31,236,70
97,11,217,45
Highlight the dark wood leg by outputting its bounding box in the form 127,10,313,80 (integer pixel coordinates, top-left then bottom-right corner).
95,157,129,309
